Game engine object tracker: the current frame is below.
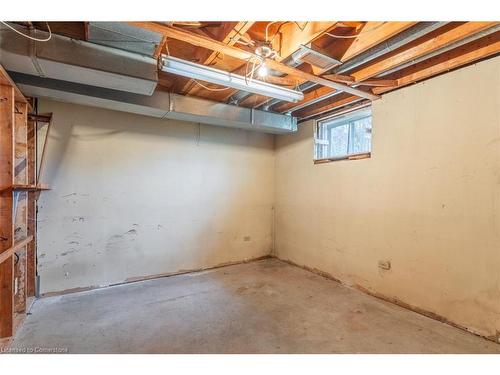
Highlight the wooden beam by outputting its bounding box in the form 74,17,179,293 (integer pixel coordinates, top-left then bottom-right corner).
0,83,14,339
271,21,338,60
357,79,398,87
296,30,500,117
258,75,298,86
295,93,364,119
183,21,255,94
352,22,496,82
374,32,500,95
273,23,497,114
28,114,52,123
0,65,29,107
237,71,354,110
130,23,379,101
333,22,418,62
0,257,13,337
14,102,28,186
240,21,410,109
228,22,344,108
13,94,28,316
26,119,36,297
0,237,34,265
83,22,89,41
154,34,169,59
256,58,377,99
274,85,338,113
0,84,14,252
0,184,51,193
321,74,355,84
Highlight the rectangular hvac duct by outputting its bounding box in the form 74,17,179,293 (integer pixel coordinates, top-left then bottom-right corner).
0,23,158,95
161,55,304,103
87,22,164,57
292,44,341,70
12,72,297,134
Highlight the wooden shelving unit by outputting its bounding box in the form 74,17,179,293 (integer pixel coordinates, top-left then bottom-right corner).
0,66,50,343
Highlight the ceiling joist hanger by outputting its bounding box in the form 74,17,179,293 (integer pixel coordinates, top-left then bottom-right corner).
129,22,380,102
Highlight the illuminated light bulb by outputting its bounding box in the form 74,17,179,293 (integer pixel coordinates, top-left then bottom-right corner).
257,64,268,77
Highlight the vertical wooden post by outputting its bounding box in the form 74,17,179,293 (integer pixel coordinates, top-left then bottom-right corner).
0,84,15,338
13,102,28,313
26,119,37,297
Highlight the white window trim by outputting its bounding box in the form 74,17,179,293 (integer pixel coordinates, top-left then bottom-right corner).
314,106,372,163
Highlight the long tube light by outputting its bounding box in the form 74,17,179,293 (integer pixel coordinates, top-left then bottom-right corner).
161,55,304,103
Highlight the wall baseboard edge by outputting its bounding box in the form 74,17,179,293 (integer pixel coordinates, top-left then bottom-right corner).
272,255,499,345
40,255,273,298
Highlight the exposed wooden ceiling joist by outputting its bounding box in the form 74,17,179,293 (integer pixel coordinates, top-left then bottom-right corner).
261,22,417,112
17,21,499,119
182,21,255,94
269,21,339,61
330,22,418,62
373,32,500,95
352,22,496,82
220,21,340,105
295,93,364,120
297,31,500,120
356,79,398,87
273,22,499,115
128,22,379,101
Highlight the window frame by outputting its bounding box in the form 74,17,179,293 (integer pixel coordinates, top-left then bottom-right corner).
313,106,372,164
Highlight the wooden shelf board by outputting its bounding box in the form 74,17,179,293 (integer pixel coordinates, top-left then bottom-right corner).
0,184,51,193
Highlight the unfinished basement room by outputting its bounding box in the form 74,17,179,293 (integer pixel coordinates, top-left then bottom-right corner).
1,3,500,364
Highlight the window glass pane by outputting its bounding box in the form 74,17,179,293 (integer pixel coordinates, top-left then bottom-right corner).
329,124,349,157
351,116,372,154
314,107,372,160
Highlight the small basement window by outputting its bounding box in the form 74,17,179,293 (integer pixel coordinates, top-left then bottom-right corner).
314,107,372,163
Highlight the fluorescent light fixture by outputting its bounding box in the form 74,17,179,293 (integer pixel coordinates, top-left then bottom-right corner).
161,55,304,103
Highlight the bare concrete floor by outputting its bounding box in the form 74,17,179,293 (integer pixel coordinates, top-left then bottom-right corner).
11,259,500,353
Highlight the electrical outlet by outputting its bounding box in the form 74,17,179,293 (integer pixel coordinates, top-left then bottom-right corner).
378,260,391,271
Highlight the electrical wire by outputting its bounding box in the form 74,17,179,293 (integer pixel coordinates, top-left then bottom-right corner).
244,55,266,84
192,79,231,91
268,21,293,44
267,21,309,56
244,56,253,86
0,21,52,42
265,21,280,42
294,21,308,31
235,39,254,46
325,22,386,39
164,38,229,92
165,28,266,93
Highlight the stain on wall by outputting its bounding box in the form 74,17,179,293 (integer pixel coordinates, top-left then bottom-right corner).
37,99,275,294
275,57,500,339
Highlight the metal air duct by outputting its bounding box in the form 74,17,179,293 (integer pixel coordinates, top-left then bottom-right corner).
0,23,158,95
11,72,297,134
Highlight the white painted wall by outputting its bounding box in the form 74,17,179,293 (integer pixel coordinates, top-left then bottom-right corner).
37,99,275,294
36,57,500,340
275,57,500,339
